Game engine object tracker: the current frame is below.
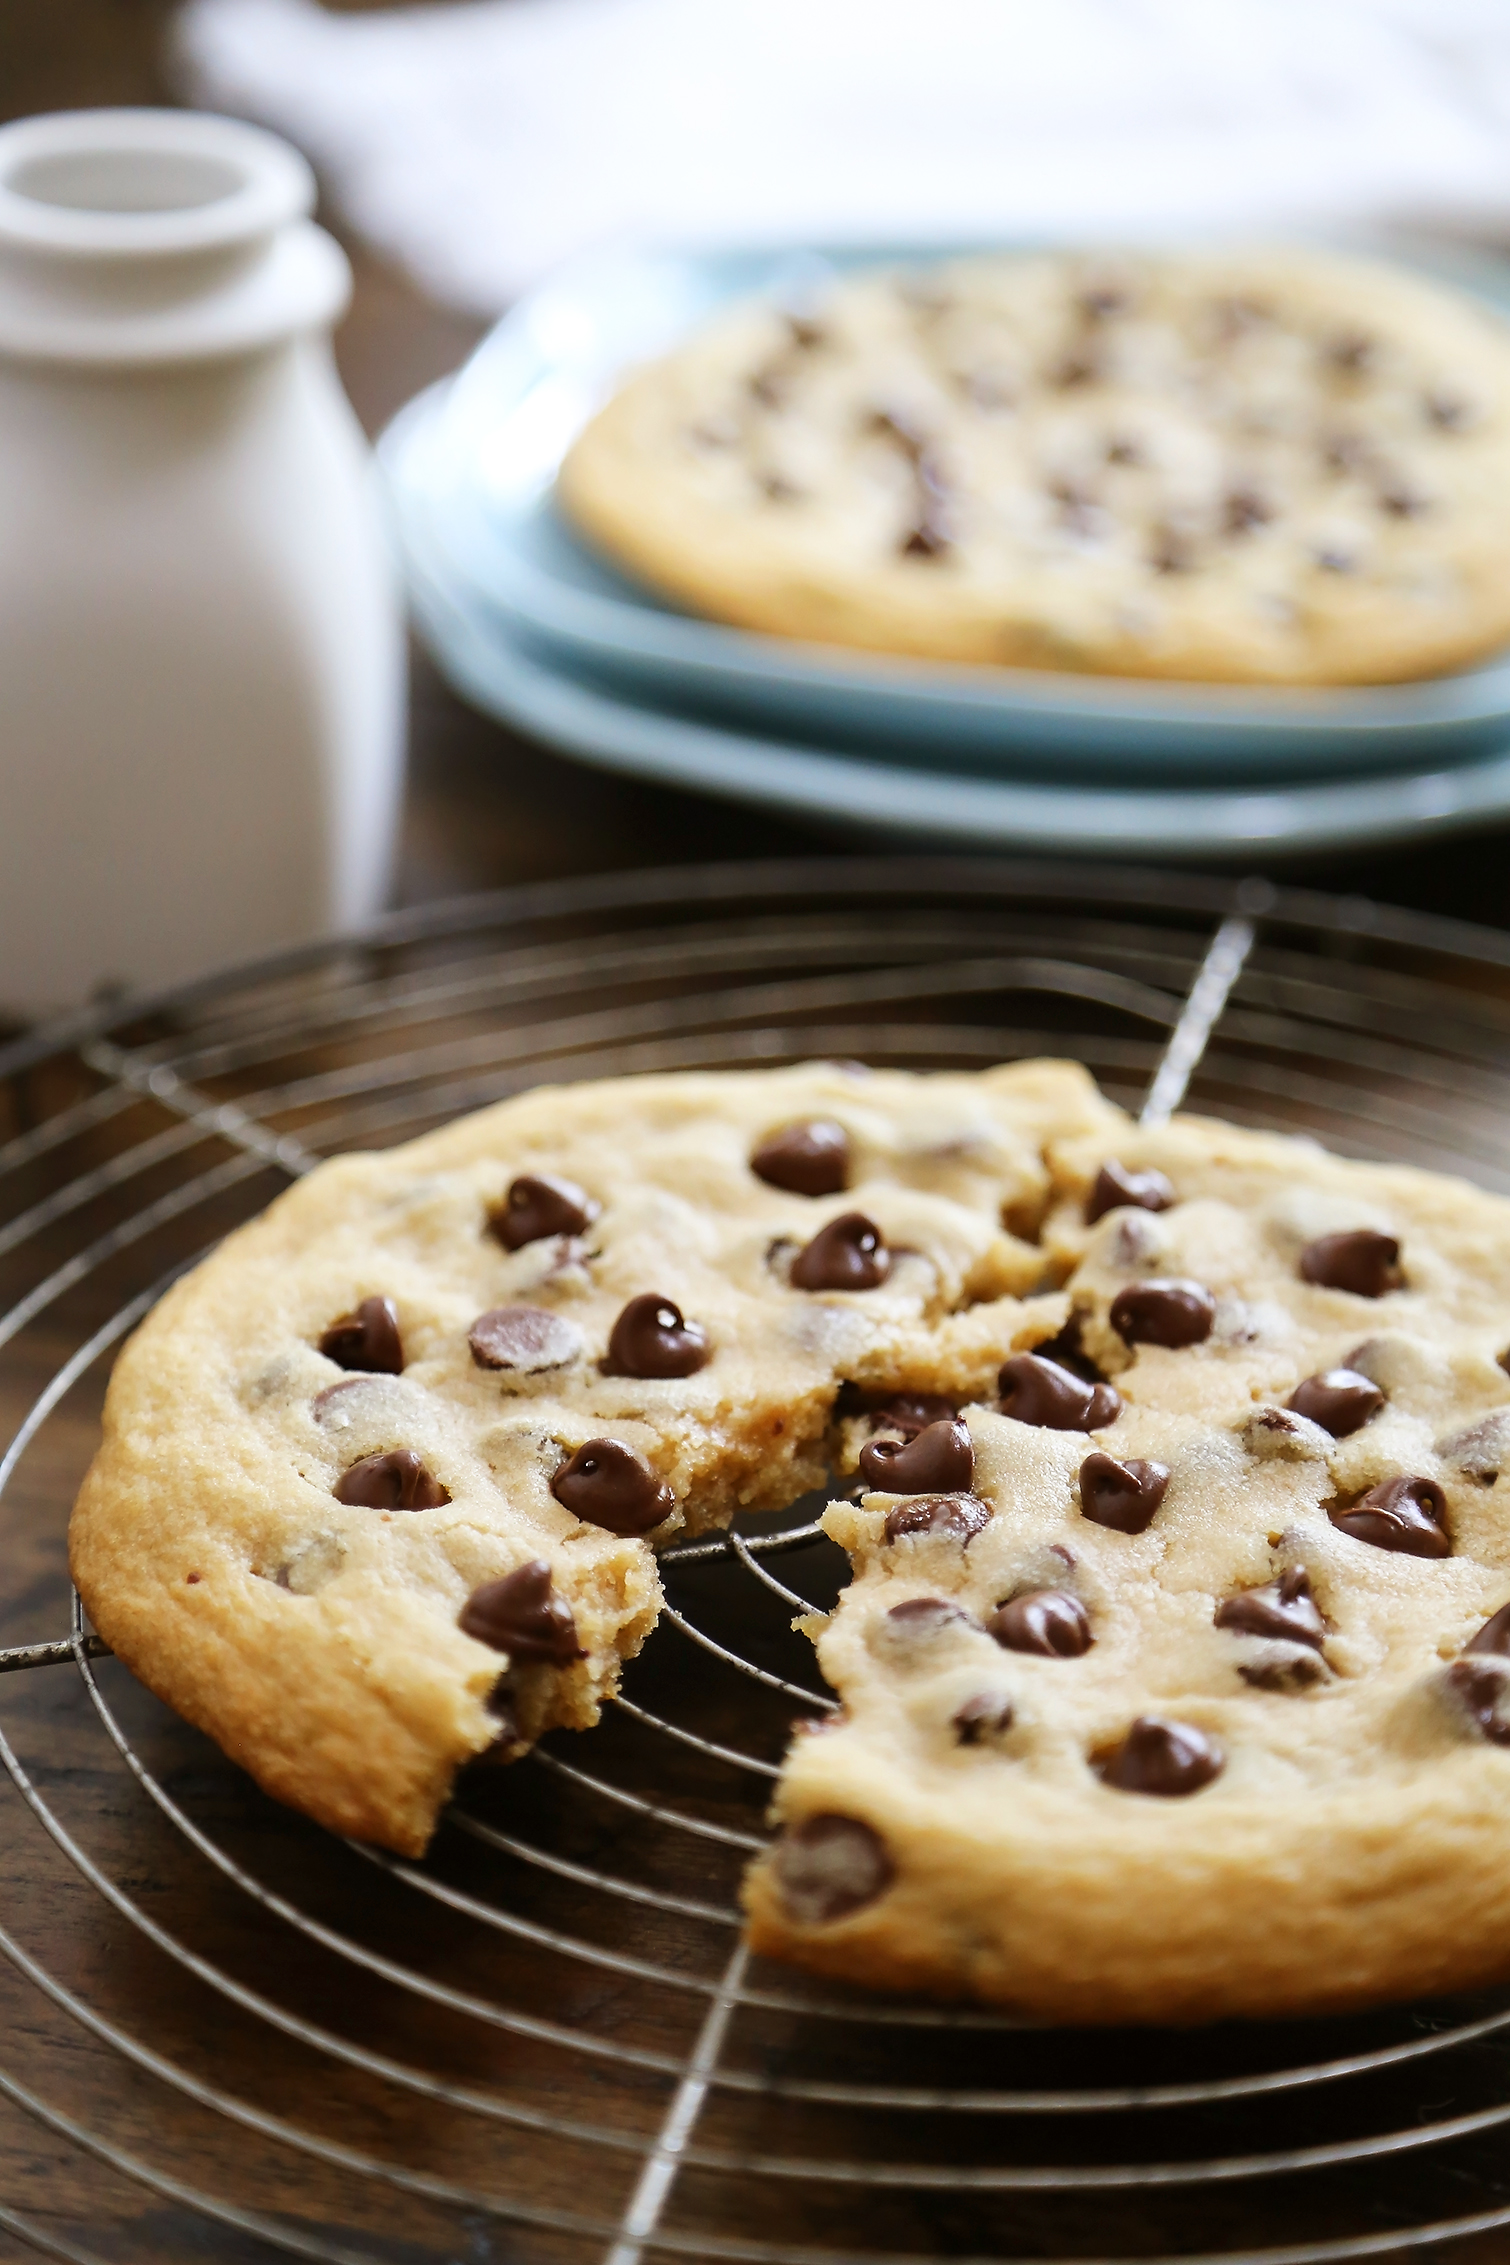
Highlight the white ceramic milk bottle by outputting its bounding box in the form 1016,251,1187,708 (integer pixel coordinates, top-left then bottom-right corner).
0,108,405,1018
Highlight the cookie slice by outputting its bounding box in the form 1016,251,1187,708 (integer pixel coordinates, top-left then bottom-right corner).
746,1119,1510,2021
69,1058,1115,1854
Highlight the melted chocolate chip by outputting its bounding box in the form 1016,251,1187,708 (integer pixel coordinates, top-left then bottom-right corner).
1326,331,1375,374
1110,1279,1215,1348
791,1212,889,1292
886,1596,975,1638
551,1438,673,1535
1299,1230,1401,1298
492,1173,599,1251
989,1589,1091,1658
1447,1657,1510,1745
1078,1451,1170,1534
602,1293,710,1379
1467,1602,1510,1656
954,1691,1014,1742
1286,1367,1384,1438
859,1417,974,1494
1224,486,1273,534
883,1494,993,1545
1101,1716,1223,1796
319,1295,404,1375
1215,1566,1326,1651
1085,1161,1175,1226
477,1679,524,1763
469,1304,583,1373
998,1352,1122,1431
775,1813,895,1926
1331,1474,1450,1557
1149,524,1193,574
334,1449,449,1511
751,1118,851,1197
459,1559,584,1663
865,1391,959,1439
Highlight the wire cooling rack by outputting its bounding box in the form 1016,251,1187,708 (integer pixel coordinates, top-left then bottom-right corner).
9,857,1510,2265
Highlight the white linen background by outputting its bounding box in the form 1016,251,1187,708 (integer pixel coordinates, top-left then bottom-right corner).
179,0,1510,314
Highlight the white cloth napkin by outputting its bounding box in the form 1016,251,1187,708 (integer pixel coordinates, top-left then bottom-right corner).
180,0,1510,314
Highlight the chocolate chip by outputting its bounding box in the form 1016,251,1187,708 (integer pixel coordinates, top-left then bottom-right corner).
1085,1161,1176,1226
1425,387,1472,431
1467,1602,1510,1655
791,1212,889,1292
1300,1230,1401,1298
1224,486,1273,534
1051,351,1099,388
1215,1565,1326,1650
751,1118,851,1196
459,1559,584,1663
865,1391,959,1439
334,1449,449,1511
1078,1451,1170,1534
1326,331,1375,374
1149,525,1193,574
1330,1474,1449,1557
551,1438,673,1534
886,1596,976,1638
469,1305,584,1373
319,1295,403,1375
491,1173,599,1251
998,1352,1122,1431
1110,1279,1215,1348
953,1691,1013,1743
1436,1411,1510,1483
775,1813,894,1926
883,1494,993,1544
476,1679,524,1764
1446,1657,1510,1745
1379,480,1426,519
989,1589,1091,1657
602,1293,710,1379
1101,1716,1223,1796
859,1416,974,1494
1286,1367,1384,1437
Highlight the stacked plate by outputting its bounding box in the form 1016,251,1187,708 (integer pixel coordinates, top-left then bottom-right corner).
379,242,1510,856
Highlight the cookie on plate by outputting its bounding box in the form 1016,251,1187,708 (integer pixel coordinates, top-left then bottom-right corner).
559,246,1510,683
69,1059,1113,1855
745,1116,1510,2021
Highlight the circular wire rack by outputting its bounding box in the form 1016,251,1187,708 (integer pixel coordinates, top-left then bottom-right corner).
6,855,1510,2265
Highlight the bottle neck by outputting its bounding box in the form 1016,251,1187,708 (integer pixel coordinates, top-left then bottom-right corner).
0,109,349,367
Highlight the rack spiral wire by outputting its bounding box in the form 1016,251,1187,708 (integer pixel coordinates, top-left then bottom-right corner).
5,858,1510,2263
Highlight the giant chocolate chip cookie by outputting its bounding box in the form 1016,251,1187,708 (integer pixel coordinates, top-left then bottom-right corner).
559,247,1510,683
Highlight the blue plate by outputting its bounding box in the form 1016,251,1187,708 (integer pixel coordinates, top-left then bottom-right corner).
384,398,1510,859
388,239,1510,786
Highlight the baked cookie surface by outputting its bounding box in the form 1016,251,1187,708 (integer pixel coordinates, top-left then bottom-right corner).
746,1116,1510,2021
69,1059,1111,1856
559,247,1510,684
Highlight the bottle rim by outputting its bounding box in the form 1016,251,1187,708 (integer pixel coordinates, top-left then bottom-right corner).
0,109,313,262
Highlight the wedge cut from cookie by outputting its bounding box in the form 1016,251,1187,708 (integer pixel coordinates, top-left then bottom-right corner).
745,1116,1510,2022
70,1059,1115,1855
560,246,1510,683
